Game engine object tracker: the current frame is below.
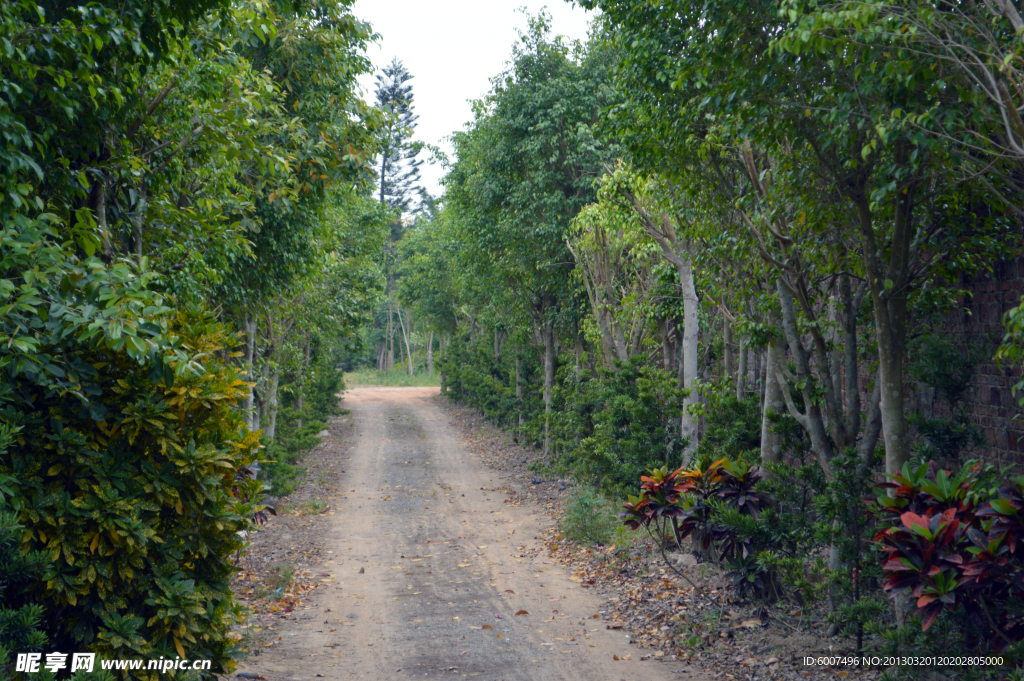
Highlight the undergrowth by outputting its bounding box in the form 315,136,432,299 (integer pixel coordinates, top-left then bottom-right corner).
344,368,440,387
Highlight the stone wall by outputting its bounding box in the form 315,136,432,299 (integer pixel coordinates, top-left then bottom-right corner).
914,255,1024,467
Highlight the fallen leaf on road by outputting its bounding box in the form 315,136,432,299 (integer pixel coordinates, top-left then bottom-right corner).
514,610,528,616
481,625,494,629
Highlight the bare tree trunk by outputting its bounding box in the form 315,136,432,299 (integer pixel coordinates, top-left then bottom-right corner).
90,176,113,260
387,301,395,371
761,333,785,468
243,312,258,431
264,369,280,440
754,348,763,407
397,305,413,376
737,338,748,398
723,319,734,383
427,330,434,376
542,319,556,460
681,259,699,459
854,166,914,480
515,354,524,443
297,332,311,429
132,185,146,261
252,392,261,432
573,319,584,374
661,319,671,371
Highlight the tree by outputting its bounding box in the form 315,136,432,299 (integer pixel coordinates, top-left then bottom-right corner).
446,14,621,456
375,58,424,213
581,0,1018,480
0,0,386,671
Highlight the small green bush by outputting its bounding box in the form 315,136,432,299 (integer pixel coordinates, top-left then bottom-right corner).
263,364,344,496
560,487,620,545
0,427,53,681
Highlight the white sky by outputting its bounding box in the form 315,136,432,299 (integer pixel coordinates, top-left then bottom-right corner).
351,0,596,200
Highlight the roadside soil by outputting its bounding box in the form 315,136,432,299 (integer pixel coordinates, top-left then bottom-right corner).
436,403,879,681
229,387,693,681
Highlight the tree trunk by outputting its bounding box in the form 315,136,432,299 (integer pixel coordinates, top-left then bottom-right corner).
573,319,584,374
243,313,258,431
875,293,909,476
661,319,672,372
387,301,395,371
252,392,261,432
723,319,734,382
397,305,413,376
297,332,310,429
853,161,915,479
680,258,699,459
736,338,748,398
515,354,524,443
427,331,434,376
542,319,556,459
90,176,113,260
264,369,280,440
761,334,784,468
132,185,147,261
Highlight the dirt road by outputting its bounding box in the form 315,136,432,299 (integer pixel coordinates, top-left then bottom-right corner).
237,387,687,681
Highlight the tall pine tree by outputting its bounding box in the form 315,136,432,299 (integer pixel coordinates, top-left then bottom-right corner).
375,58,423,213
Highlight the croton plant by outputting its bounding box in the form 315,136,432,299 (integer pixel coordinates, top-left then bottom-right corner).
876,461,1024,645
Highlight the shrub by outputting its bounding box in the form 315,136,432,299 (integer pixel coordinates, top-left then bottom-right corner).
875,461,1024,651
0,307,265,677
263,362,345,496
0,426,53,680
693,389,762,462
553,357,688,496
561,487,619,545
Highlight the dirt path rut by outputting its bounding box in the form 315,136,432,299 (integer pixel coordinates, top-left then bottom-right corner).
236,386,687,681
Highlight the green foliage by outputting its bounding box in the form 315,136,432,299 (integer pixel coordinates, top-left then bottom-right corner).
263,365,345,497
694,391,762,462
552,357,689,496
0,308,264,676
997,295,1024,408
0,0,384,676
909,333,988,469
560,487,621,546
0,427,52,680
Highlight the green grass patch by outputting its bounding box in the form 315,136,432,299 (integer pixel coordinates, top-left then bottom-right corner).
560,486,626,546
344,368,439,387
